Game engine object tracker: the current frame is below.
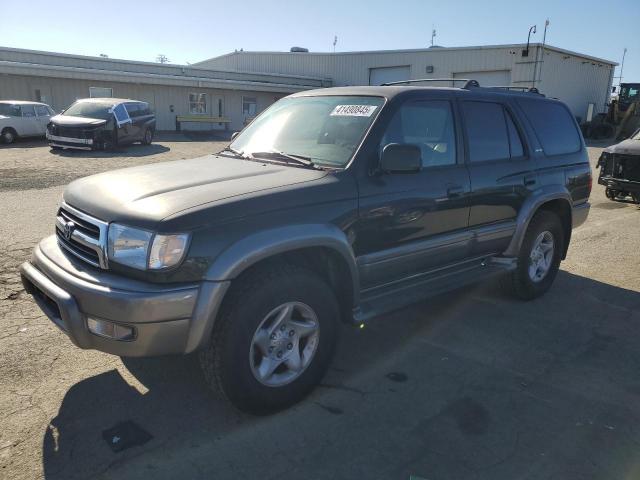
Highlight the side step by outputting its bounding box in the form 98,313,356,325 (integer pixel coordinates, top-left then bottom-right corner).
352,255,516,324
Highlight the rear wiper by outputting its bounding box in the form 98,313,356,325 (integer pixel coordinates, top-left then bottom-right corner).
250,150,319,168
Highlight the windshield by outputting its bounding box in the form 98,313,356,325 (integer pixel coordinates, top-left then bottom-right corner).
63,102,113,120
230,95,385,167
0,103,21,117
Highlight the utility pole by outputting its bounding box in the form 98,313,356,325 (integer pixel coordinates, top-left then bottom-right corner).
333,35,338,53
618,47,627,87
431,28,436,47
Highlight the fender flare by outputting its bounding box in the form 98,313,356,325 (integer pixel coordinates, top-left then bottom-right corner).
204,223,360,305
503,186,573,257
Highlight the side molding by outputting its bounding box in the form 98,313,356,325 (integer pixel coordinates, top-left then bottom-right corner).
503,185,572,257
204,223,360,304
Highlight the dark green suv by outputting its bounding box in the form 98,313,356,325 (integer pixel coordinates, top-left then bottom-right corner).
21,84,591,413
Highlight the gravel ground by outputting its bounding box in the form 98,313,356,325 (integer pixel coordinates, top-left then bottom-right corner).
1,137,639,480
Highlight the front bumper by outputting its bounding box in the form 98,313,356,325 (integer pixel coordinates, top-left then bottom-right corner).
20,236,229,357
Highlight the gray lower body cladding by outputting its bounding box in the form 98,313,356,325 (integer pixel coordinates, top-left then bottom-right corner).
20,236,229,356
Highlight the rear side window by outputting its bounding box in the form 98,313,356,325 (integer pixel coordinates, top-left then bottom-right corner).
462,102,510,162
517,99,581,155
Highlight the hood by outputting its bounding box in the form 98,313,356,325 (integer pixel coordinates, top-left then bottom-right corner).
50,114,108,127
63,155,329,229
0,115,8,120
604,138,640,156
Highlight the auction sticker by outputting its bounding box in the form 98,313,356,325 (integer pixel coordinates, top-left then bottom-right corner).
330,105,378,117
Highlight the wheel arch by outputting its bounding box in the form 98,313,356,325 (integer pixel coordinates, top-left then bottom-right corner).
205,224,360,321
504,187,573,259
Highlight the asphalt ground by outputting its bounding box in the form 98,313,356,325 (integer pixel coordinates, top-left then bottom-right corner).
1,135,639,480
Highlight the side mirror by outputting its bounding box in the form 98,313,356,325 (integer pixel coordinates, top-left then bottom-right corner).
612,86,617,93
380,143,421,173
231,131,240,140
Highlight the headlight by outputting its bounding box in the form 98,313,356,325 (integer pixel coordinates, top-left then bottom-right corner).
107,224,189,270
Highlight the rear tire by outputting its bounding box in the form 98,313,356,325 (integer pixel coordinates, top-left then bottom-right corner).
199,263,340,414
141,128,154,145
502,210,564,300
1,128,17,144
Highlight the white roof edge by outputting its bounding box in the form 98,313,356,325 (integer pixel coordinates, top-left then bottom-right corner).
197,43,617,66
0,45,330,82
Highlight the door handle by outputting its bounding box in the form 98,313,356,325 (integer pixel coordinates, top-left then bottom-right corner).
523,174,536,186
446,184,464,197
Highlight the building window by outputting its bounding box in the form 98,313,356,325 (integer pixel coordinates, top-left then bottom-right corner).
89,86,113,98
189,93,207,114
242,96,257,116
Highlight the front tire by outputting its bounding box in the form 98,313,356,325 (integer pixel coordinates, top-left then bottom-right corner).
503,210,564,300
199,263,340,414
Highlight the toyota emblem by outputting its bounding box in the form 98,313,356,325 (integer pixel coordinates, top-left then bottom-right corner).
63,221,75,240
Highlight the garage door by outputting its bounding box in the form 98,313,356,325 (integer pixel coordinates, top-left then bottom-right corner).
453,70,511,87
369,66,411,85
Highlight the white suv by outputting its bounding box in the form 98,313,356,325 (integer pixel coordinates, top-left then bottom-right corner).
0,101,56,144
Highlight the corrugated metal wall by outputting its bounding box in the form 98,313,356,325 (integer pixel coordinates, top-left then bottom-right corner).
198,46,615,117
0,74,282,131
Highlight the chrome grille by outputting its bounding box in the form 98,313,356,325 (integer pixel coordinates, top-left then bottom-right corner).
55,203,108,269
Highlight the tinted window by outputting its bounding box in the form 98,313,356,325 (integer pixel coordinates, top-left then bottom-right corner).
63,102,112,120
35,105,50,117
463,101,509,162
0,104,21,116
21,105,36,117
125,103,140,117
517,99,581,155
505,110,524,157
382,100,456,167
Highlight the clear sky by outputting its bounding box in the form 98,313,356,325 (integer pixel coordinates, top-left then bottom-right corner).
4,0,639,82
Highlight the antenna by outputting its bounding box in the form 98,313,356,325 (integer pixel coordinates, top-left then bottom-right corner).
431,28,436,47
156,54,169,64
333,35,338,53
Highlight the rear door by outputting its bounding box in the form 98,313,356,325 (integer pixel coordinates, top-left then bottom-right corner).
461,98,537,255
354,95,471,288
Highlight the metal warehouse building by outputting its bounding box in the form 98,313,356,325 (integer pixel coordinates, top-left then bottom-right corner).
0,43,615,131
0,46,331,131
196,43,616,122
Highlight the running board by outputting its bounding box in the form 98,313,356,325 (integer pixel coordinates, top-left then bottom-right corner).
352,255,516,324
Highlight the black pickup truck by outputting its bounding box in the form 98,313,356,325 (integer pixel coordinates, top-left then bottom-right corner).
21,84,591,413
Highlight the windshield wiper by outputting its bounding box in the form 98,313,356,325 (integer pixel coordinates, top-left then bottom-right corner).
218,146,246,158
250,150,319,168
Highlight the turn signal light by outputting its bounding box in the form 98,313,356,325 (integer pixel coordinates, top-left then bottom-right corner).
87,317,135,341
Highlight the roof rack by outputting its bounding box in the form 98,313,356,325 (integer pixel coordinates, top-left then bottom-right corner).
381,78,479,89
481,86,542,94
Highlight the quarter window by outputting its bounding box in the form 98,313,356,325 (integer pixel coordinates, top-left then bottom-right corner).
381,100,457,167
242,96,257,116
517,99,581,156
505,110,524,158
189,93,207,114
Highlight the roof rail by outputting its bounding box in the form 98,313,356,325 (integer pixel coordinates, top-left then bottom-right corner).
381,78,479,89
481,85,542,94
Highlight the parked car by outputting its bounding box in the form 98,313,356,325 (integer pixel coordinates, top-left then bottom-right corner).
21,84,591,414
596,128,640,203
0,100,55,144
47,98,155,150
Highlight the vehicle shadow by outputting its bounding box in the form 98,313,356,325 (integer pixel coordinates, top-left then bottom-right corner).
48,143,170,158
0,138,48,149
41,270,640,479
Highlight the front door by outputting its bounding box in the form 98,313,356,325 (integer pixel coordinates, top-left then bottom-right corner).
18,104,40,136
353,97,471,289
34,104,52,135
460,98,538,255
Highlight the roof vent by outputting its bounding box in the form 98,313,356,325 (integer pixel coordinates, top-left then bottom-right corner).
290,46,309,53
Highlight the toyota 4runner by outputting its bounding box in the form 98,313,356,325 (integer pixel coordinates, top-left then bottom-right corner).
21,84,591,414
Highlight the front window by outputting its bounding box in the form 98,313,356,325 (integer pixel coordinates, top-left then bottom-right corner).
63,101,113,120
230,95,385,168
21,105,36,117
189,93,207,114
0,103,21,117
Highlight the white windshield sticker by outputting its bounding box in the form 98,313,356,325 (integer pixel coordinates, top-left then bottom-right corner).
330,105,378,117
